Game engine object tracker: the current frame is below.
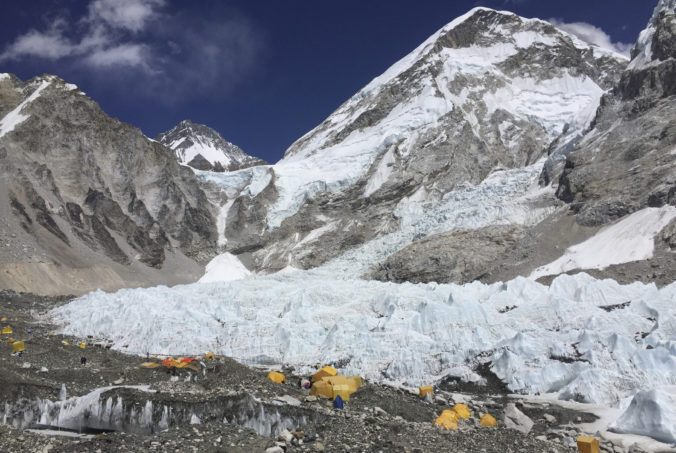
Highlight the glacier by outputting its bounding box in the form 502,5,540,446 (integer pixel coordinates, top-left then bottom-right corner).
50,272,676,409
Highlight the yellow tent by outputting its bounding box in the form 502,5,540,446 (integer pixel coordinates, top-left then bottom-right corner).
332,384,352,401
577,436,600,453
325,375,362,394
0,317,6,322
79,342,86,349
325,375,347,386
61,340,70,346
312,365,338,382
452,403,471,419
310,380,333,399
205,352,215,360
12,341,25,352
434,410,459,430
480,414,498,427
1,326,12,335
349,376,363,388
267,371,286,384
419,385,434,399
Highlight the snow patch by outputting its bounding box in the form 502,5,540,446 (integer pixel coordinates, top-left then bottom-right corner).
364,146,396,197
216,198,235,247
531,206,676,279
199,253,251,283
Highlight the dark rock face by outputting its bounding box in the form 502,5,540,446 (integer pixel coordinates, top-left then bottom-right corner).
0,75,218,278
186,154,214,171
556,1,676,226
369,226,526,284
651,7,676,61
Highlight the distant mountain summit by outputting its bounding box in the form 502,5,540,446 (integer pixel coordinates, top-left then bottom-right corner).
157,120,266,172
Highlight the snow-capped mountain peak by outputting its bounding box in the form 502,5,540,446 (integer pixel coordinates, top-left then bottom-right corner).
258,7,627,230
157,119,266,172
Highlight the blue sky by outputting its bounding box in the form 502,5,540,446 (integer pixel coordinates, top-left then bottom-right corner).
0,0,656,163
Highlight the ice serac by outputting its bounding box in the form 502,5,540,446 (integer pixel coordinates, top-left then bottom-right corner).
556,0,676,226
610,386,676,444
217,7,627,277
157,120,266,172
0,75,218,295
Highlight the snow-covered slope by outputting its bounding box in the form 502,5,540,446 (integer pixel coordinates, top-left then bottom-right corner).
530,206,676,279
157,120,266,172
263,7,625,228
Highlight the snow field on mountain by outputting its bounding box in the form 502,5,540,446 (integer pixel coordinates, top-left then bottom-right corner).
531,206,676,279
51,272,676,441
171,136,234,167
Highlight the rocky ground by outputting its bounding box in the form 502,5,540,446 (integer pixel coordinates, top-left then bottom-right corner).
0,290,668,453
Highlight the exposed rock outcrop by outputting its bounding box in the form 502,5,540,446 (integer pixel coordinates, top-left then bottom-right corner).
556,0,676,226
0,75,218,294
369,225,526,284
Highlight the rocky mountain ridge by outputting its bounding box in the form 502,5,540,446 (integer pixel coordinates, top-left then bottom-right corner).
0,74,218,294
556,0,676,225
1,3,674,294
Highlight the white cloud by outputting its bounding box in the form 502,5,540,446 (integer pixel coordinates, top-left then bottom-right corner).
87,0,165,33
0,0,164,68
83,44,151,70
549,19,632,57
0,1,263,101
3,29,75,60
